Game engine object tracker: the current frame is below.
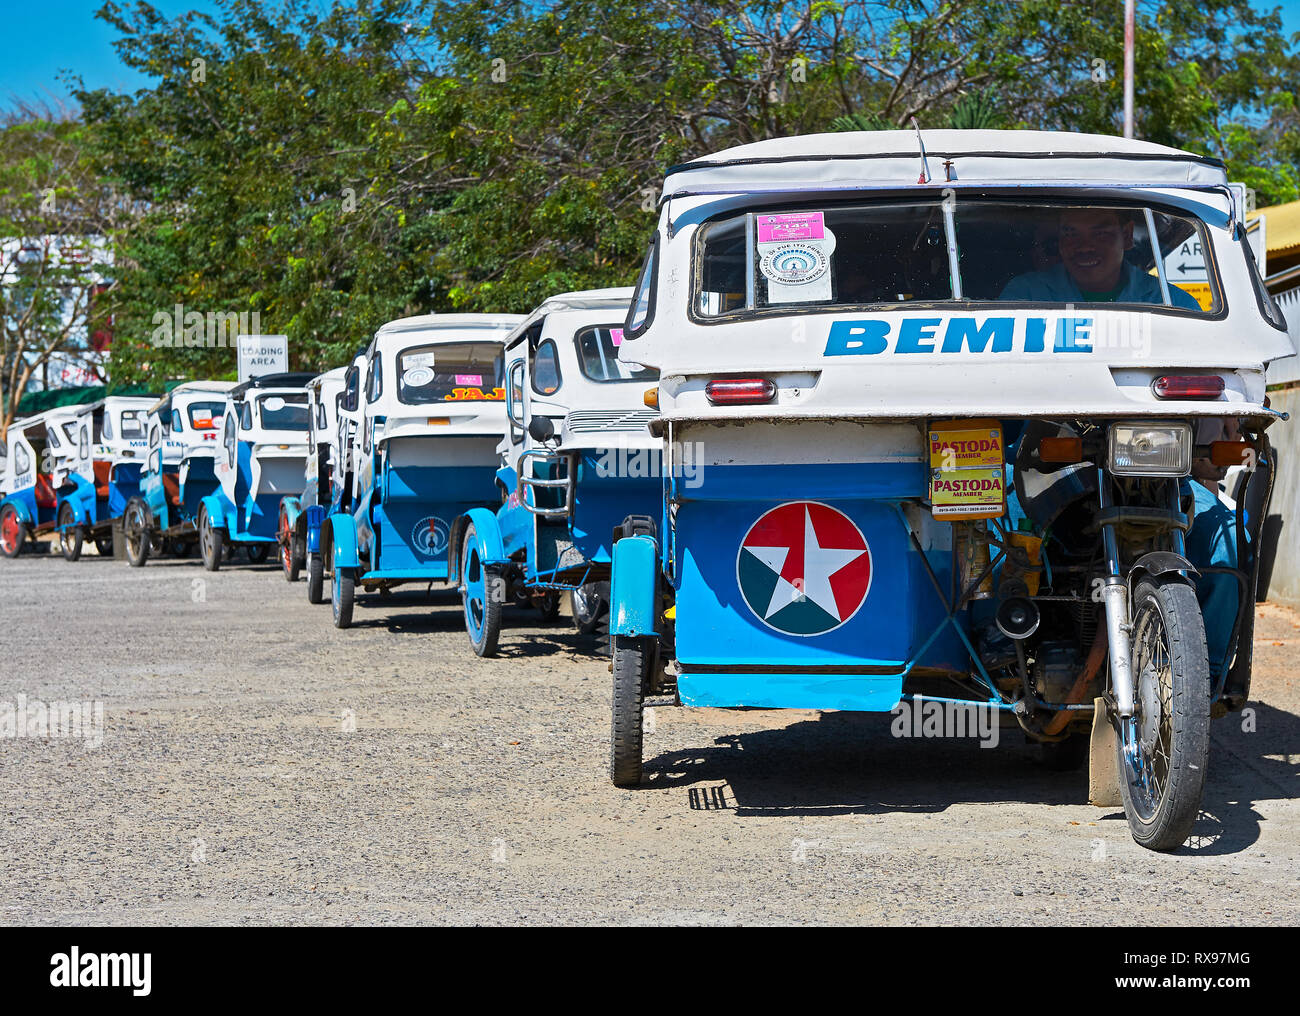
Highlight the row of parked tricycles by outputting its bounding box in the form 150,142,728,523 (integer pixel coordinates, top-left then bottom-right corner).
2,129,1293,851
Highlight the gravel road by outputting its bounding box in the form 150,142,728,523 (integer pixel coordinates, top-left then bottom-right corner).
2,546,1298,925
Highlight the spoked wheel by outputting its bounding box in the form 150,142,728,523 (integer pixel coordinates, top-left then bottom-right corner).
278,506,301,581
610,635,655,787
461,524,500,657
0,504,26,558
199,505,224,572
1116,576,1211,851
331,565,355,628
58,502,83,561
123,498,152,568
571,580,609,635
306,552,325,604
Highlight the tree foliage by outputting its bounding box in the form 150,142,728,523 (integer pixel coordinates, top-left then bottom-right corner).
25,0,1293,390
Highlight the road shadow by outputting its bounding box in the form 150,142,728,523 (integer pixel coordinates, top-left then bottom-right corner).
638,702,1298,855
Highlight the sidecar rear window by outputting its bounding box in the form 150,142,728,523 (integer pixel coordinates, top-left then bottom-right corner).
694,199,1219,318
396,342,504,404
258,393,310,431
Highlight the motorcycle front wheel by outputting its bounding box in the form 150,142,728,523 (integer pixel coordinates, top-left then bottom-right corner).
1116,576,1211,852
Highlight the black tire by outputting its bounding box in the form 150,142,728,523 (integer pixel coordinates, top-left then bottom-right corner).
571,581,609,635
58,502,83,562
278,506,301,581
306,552,324,604
1116,576,1211,852
1039,732,1089,771
199,506,224,572
245,544,270,565
166,538,190,558
0,504,26,558
123,498,152,568
610,635,654,787
93,535,114,556
461,523,501,657
332,566,355,628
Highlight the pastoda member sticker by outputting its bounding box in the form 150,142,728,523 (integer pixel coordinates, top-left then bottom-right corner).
928,424,1003,469
929,420,1005,518
930,467,1005,517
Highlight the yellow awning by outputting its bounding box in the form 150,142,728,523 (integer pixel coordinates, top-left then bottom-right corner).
1249,199,1300,259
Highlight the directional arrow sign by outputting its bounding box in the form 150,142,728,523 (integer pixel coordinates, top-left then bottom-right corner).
1165,239,1206,283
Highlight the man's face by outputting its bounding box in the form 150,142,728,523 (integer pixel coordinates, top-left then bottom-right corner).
1058,209,1133,293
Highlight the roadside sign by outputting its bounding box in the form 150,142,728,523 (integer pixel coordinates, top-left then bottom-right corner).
237,335,289,382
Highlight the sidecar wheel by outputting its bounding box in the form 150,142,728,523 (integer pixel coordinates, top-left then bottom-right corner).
461,524,500,657
278,506,300,581
58,503,83,561
306,552,325,604
199,506,224,572
532,589,560,620
1116,576,1210,852
332,566,355,628
0,504,27,558
123,498,151,568
610,635,654,787
571,581,609,635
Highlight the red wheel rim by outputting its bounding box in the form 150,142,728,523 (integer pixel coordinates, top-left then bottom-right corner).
279,510,291,573
1,510,19,554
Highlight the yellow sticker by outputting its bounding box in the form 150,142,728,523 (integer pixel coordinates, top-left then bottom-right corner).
928,421,1004,469
1172,282,1213,312
930,466,1006,518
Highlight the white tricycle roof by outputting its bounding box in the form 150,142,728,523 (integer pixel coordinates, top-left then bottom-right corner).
663,129,1230,204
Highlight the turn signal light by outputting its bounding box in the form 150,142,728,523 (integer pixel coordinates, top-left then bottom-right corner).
643,387,659,409
1210,440,1254,467
427,417,450,426
704,378,776,406
1152,374,1225,400
1039,436,1083,463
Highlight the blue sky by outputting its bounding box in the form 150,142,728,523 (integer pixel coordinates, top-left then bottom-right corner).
3,0,1300,111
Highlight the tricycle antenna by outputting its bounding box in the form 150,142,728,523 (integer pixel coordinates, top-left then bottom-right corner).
910,116,932,184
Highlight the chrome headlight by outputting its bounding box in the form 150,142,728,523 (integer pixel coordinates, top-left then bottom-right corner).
1107,422,1192,477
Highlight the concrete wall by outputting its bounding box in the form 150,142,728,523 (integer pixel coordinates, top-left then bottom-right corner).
1261,385,1300,607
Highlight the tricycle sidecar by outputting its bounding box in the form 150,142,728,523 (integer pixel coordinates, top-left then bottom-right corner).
120,381,236,566
607,129,1292,851
322,313,524,628
1,407,86,557
447,288,663,655
276,365,348,582
52,396,158,561
199,372,317,570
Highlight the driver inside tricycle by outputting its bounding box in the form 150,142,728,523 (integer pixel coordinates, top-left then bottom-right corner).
606,129,1292,852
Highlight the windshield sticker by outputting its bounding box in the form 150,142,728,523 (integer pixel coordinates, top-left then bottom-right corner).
454,373,483,386
403,367,435,387
443,387,506,402
404,351,437,368
610,327,624,346
759,219,836,304
757,212,825,243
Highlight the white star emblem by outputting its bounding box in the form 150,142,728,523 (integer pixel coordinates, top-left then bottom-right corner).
745,506,868,621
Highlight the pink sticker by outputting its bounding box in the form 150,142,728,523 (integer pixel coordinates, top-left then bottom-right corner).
757,212,825,243
455,374,483,386
610,328,624,347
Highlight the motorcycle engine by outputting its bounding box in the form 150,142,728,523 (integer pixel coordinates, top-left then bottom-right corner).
1031,642,1081,704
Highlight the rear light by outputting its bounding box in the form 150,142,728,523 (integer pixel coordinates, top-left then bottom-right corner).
1210,440,1254,468
704,377,776,406
1038,436,1082,463
1152,375,1225,400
